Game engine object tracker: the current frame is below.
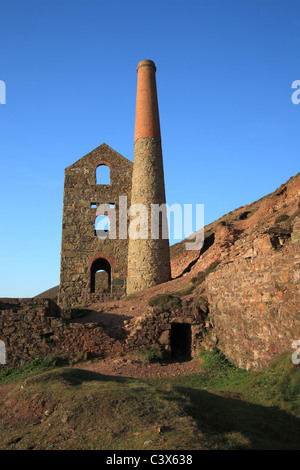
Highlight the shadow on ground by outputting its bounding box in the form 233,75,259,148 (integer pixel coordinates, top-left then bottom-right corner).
161,385,300,450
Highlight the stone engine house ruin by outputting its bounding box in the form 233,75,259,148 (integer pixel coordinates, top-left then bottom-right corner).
58,59,171,308
58,144,133,308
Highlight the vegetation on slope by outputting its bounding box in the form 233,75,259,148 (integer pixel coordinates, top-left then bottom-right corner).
0,351,299,450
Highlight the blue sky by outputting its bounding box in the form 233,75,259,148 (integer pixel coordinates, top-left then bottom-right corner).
0,0,299,297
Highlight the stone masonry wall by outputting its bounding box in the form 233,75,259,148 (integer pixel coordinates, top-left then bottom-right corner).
0,299,125,368
0,296,208,368
127,137,171,293
204,218,300,369
58,143,133,308
124,300,209,358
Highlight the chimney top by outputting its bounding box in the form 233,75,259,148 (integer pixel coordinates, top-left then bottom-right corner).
137,59,156,72
134,59,160,142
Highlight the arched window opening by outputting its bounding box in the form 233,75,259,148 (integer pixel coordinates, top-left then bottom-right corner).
96,164,110,185
90,258,111,294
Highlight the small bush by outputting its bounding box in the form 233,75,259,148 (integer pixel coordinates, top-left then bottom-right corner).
191,271,206,285
132,347,163,362
191,261,220,286
199,347,236,374
148,294,181,311
270,352,300,403
275,214,289,224
239,211,251,220
170,284,195,297
124,293,138,302
194,295,209,312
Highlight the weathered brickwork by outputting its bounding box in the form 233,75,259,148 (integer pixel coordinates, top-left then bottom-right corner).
125,301,209,358
127,60,171,293
127,136,171,293
58,144,133,308
204,222,300,370
0,299,125,368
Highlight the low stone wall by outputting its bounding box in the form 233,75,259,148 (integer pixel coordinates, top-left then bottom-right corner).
0,296,209,367
0,299,124,368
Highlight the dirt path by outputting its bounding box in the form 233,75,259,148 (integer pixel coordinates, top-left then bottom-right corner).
70,273,196,336
73,354,203,379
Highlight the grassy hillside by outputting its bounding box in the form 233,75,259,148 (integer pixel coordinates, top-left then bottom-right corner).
0,351,299,450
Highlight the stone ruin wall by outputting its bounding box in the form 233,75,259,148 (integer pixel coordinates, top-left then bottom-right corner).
0,299,125,368
1,202,299,370
0,297,206,368
204,217,300,369
58,144,133,309
124,302,209,358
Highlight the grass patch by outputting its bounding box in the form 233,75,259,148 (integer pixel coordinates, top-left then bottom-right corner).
149,351,300,450
0,354,90,385
0,351,299,450
275,214,289,224
274,208,300,228
194,295,209,312
131,347,164,362
148,294,181,311
123,293,138,302
0,357,67,385
169,284,195,297
191,261,220,286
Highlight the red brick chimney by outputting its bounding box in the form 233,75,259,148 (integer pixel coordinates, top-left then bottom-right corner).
127,60,171,294
134,59,161,142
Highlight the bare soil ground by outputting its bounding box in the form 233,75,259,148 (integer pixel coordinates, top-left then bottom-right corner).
71,273,195,335
73,354,203,379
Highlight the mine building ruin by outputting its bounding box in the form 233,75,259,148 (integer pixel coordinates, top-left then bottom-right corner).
58,60,171,308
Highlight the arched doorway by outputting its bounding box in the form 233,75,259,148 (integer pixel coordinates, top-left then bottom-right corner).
90,258,111,294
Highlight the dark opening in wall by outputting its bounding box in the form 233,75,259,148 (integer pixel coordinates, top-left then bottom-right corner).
171,323,191,360
90,258,111,293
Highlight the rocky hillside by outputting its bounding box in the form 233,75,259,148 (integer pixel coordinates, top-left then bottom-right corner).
37,172,300,298
170,172,300,278
31,172,300,370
